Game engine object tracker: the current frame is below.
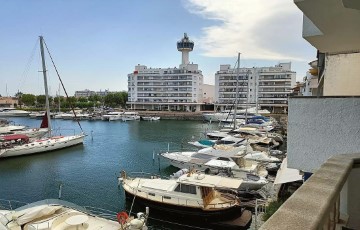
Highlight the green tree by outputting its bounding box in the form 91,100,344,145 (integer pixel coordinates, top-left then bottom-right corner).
15,92,23,108
104,93,115,107
21,94,36,106
78,97,88,103
104,92,128,108
65,96,77,108
36,95,46,106
118,91,128,108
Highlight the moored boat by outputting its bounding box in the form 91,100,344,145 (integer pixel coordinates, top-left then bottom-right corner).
0,108,30,117
0,199,148,230
141,116,160,121
119,171,252,229
0,36,85,158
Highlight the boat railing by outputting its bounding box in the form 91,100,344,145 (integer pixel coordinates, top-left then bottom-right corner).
126,184,203,207
205,199,237,209
127,171,170,179
83,206,118,221
52,127,77,136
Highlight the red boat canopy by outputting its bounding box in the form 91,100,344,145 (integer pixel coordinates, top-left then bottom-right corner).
0,134,29,142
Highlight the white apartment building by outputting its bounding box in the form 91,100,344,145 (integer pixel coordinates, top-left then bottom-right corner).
202,84,215,103
74,89,95,98
127,33,204,111
215,62,296,113
74,89,112,98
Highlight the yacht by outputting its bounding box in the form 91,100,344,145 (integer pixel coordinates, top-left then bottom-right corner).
0,199,148,230
141,116,160,121
0,123,48,139
0,133,84,158
121,112,140,121
102,111,123,121
160,146,271,189
202,107,270,122
188,136,246,149
0,108,30,117
119,171,252,229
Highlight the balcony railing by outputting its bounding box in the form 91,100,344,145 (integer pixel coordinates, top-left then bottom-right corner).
261,153,360,230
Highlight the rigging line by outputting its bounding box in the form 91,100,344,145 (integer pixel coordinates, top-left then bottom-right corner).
18,38,39,92
42,38,84,133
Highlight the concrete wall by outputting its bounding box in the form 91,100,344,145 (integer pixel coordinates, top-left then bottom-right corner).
202,84,215,103
287,97,360,172
324,53,360,96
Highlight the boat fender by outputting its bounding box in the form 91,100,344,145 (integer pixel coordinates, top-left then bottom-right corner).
117,211,129,224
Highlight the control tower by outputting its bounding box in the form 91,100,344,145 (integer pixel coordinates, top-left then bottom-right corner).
177,33,194,65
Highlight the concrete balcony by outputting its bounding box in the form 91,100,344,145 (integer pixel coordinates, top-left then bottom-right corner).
258,78,292,82
261,153,360,230
295,0,360,53
261,96,360,230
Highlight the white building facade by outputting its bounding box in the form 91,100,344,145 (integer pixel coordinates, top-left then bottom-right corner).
127,33,204,111
215,63,296,113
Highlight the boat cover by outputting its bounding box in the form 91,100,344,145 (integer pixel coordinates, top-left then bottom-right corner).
179,173,242,189
13,205,62,225
0,134,29,142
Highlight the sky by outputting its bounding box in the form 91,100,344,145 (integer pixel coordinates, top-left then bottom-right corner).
0,0,315,96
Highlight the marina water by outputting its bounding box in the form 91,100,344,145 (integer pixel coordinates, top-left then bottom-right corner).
0,118,218,229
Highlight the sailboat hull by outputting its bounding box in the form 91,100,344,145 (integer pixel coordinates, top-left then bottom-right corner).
124,190,251,230
0,134,85,158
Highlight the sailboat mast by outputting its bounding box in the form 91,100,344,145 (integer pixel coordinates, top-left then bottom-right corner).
234,53,240,129
58,84,61,113
39,36,52,137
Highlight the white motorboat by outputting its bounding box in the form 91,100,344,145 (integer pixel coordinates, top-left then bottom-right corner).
0,128,48,139
0,123,48,139
160,146,269,184
0,125,27,134
0,199,148,230
0,108,30,117
142,116,160,121
122,112,140,121
119,171,252,229
188,136,246,149
102,111,123,121
60,113,75,120
203,108,264,122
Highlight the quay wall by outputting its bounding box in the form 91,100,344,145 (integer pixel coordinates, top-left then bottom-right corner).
137,111,204,120
133,111,288,122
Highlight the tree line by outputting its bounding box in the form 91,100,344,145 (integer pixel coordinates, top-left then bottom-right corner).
16,92,128,110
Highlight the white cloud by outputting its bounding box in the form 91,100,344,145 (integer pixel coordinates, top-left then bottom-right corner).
184,0,312,61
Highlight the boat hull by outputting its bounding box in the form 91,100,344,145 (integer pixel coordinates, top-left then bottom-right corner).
124,190,251,230
0,135,85,158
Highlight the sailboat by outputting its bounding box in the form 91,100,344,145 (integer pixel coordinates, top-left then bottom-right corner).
0,36,85,158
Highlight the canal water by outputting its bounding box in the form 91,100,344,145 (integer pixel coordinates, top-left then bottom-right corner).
0,117,217,229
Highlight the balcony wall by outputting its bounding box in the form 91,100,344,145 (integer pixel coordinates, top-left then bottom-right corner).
287,96,360,173
261,153,360,230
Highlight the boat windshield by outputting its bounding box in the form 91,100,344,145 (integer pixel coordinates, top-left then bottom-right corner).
192,153,214,160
